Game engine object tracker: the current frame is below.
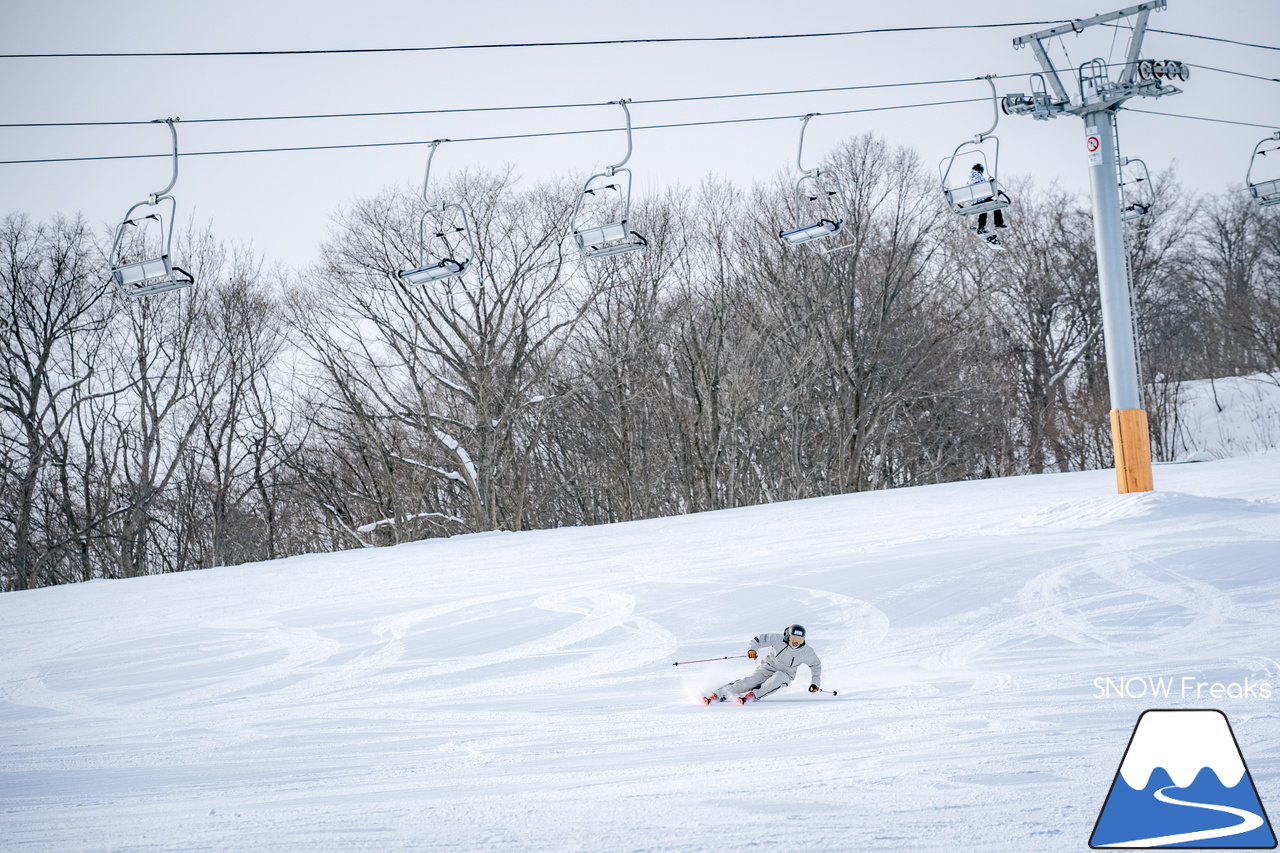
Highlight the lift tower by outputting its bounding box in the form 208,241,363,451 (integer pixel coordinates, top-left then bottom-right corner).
1004,1,1186,494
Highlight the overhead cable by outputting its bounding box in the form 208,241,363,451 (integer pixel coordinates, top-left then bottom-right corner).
1121,107,1280,130
1142,27,1280,53
0,73,1037,130
1189,63,1280,84
0,21,1074,60
0,97,991,166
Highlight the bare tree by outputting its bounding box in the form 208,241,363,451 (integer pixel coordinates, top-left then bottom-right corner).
293,170,610,539
0,213,119,590
97,224,219,578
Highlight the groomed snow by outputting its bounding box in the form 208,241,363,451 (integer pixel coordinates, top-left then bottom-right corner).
3,456,1280,851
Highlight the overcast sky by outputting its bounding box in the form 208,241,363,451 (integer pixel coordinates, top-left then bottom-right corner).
2,0,1278,268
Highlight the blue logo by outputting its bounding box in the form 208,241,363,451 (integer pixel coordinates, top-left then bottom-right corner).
1091,710,1276,848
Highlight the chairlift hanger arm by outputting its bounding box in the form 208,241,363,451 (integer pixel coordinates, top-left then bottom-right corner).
151,117,180,202
796,113,821,176
605,99,634,176
975,76,999,142
420,139,449,208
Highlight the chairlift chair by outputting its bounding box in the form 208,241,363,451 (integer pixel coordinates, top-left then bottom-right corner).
1246,131,1280,208
108,118,195,298
940,77,1013,219
399,140,476,286
571,100,647,259
1119,157,1155,222
779,113,853,251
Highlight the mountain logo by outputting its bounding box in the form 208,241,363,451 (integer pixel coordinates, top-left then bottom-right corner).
1091,709,1276,849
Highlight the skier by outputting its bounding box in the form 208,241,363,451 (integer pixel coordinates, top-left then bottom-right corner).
967,162,1009,246
703,624,823,705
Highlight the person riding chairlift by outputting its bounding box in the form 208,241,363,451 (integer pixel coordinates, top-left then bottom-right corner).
968,163,1010,236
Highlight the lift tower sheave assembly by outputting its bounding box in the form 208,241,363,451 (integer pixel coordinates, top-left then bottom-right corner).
1005,1,1185,494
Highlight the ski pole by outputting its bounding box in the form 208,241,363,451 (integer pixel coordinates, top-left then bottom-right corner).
672,655,749,666
814,688,838,696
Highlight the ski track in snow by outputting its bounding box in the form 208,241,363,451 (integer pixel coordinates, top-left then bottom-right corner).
1,458,1280,851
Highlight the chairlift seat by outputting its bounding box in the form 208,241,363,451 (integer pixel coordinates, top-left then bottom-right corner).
1249,178,1280,207
110,255,194,298
780,219,841,246
573,221,647,258
1121,203,1151,222
945,179,1011,215
399,258,466,285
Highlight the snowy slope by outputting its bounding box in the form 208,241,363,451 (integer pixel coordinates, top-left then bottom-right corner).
3,457,1280,852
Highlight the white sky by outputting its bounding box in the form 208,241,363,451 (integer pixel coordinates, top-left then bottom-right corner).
2,0,1278,268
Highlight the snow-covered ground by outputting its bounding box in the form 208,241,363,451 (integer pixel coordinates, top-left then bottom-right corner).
3,390,1280,852
1171,372,1280,461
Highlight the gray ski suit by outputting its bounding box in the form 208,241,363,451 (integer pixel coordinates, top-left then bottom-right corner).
716,632,822,700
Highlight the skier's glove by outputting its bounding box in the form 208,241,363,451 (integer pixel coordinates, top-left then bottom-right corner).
809,684,819,692
747,649,757,659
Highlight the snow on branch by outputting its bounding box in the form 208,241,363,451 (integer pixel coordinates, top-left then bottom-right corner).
434,428,480,491
356,512,465,533
388,452,467,484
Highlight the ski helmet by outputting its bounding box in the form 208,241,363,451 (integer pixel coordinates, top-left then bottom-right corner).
783,624,806,645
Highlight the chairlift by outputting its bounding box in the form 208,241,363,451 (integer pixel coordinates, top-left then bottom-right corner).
1119,157,1154,222
571,100,647,259
778,113,853,252
940,77,1013,219
399,140,477,286
1246,131,1280,208
108,118,195,298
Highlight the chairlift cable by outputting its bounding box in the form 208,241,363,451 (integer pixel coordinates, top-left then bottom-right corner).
0,21,1076,60
3,59,1273,133
0,72,1044,130
1119,107,1280,131
1187,64,1280,85
4,100,1275,169
0,97,992,166
1101,25,1280,53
